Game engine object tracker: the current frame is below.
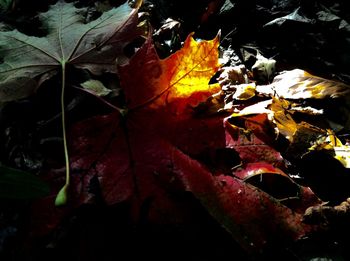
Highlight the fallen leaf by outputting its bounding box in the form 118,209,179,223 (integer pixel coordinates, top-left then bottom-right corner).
264,7,313,27
256,69,350,100
226,97,327,158
232,162,321,213
37,33,320,253
175,154,317,252
309,130,350,168
224,115,283,165
231,83,256,100
119,32,221,113
304,198,350,225
269,98,326,155
251,52,276,84
218,65,248,86
81,79,111,97
0,0,141,101
68,33,222,214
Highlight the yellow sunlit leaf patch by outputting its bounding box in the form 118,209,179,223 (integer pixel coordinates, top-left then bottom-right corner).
120,32,221,113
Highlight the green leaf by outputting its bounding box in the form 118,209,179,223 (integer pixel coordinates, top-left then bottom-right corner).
0,0,141,101
0,165,50,199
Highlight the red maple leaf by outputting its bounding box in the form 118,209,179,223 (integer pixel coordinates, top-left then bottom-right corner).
33,33,320,253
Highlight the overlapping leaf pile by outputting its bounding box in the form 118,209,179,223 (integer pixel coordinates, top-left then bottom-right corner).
62,33,320,253
2,0,350,257
222,67,350,206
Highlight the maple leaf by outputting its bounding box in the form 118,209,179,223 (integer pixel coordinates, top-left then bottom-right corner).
68,32,222,207
119,32,222,113
22,26,322,254
0,0,142,206
31,33,321,254
0,0,141,101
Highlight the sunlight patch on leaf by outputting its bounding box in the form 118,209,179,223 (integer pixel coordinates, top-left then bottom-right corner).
119,32,221,112
310,130,350,168
165,33,221,98
256,69,350,99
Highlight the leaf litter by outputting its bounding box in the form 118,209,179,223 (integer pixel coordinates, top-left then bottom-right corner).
1,0,350,259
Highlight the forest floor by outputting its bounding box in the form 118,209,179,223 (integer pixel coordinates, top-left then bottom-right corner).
1,0,350,260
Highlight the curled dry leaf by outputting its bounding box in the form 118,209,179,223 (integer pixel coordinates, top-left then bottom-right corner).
218,65,248,86
218,65,256,107
309,130,350,168
81,80,111,97
304,198,350,226
225,97,328,158
251,52,276,84
224,114,283,165
256,69,350,100
234,162,300,200
269,98,327,156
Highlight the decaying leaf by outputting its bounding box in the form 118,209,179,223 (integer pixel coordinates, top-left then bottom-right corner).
256,69,350,99
224,114,283,165
251,52,276,84
0,0,141,101
304,198,350,225
218,65,248,86
81,79,111,97
269,98,327,155
218,65,256,106
310,130,350,168
225,97,329,157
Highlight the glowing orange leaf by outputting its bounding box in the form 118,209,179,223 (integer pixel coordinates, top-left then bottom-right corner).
120,33,221,112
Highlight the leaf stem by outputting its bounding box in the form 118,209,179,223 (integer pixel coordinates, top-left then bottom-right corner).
61,61,70,186
55,61,70,206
